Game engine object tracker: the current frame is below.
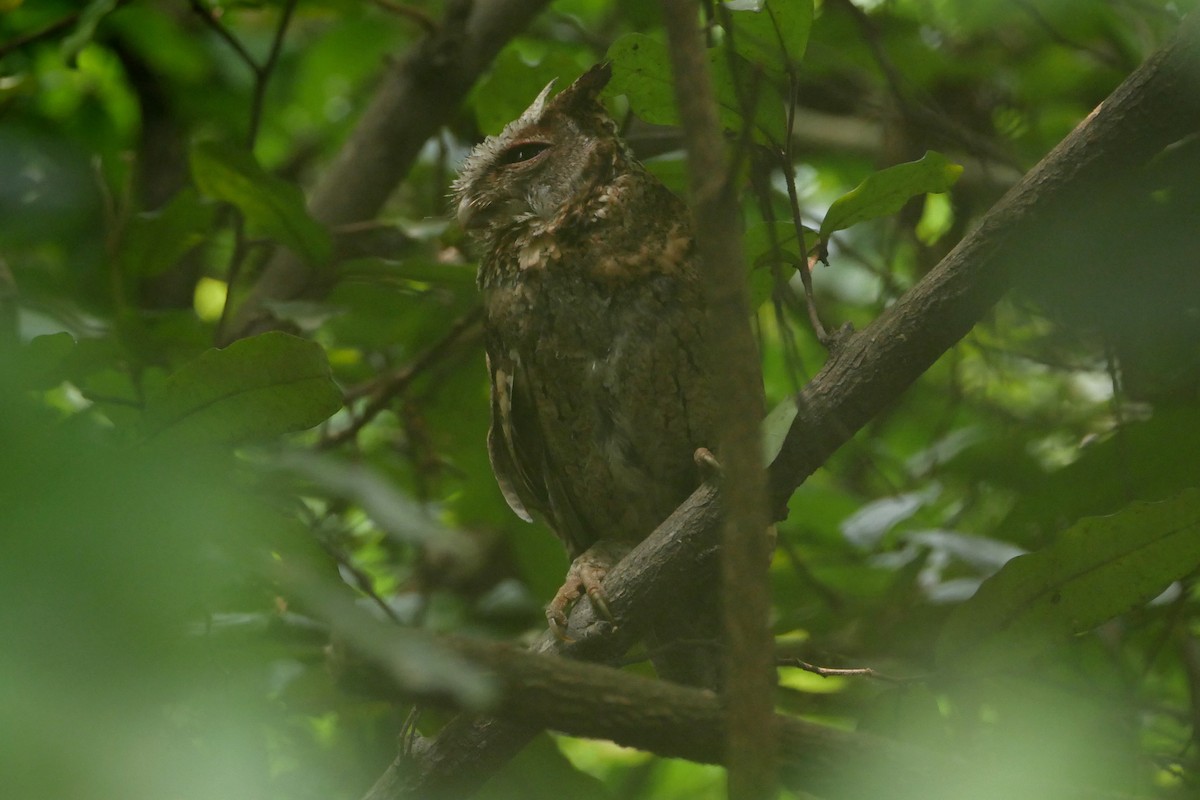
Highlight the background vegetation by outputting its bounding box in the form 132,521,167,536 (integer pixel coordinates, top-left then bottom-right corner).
2,1,1199,798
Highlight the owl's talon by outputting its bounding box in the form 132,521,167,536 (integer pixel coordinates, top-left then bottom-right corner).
547,606,573,642
586,585,613,623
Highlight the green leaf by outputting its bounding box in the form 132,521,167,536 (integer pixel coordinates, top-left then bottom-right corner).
819,151,963,241
937,489,1200,674
724,0,814,74
117,189,216,277
744,220,809,268
608,33,688,127
607,33,787,146
142,332,342,443
762,395,798,464
999,407,1200,539
189,140,331,265
472,46,588,136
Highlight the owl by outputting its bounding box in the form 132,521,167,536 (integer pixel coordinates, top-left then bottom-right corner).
453,63,723,686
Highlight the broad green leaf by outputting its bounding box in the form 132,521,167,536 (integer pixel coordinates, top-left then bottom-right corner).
937,489,1200,674
142,332,342,443
999,407,1200,540
190,140,331,265
117,189,216,277
472,46,587,135
744,220,816,268
819,151,963,241
724,0,814,74
607,33,787,146
608,33,705,127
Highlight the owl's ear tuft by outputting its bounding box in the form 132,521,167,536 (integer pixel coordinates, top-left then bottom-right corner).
555,62,612,109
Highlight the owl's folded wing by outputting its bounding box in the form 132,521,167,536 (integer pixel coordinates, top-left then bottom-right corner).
486,349,595,558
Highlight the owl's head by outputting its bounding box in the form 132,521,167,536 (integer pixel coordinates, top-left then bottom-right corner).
452,63,624,236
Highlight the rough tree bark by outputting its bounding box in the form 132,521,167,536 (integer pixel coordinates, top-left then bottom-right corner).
361,10,1200,800
352,628,959,800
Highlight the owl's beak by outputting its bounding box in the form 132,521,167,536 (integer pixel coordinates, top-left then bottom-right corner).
457,195,487,231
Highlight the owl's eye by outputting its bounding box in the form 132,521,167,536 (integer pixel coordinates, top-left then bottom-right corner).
498,142,551,166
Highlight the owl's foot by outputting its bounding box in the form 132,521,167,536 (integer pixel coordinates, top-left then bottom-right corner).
547,540,632,641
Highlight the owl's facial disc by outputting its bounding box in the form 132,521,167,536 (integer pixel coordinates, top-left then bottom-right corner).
458,138,556,230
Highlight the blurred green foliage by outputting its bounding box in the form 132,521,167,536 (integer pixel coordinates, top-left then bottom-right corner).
2,0,1199,798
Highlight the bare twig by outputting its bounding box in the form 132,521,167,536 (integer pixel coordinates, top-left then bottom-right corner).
0,0,132,59
779,657,923,684
249,0,300,147
191,0,302,342
660,3,776,799
371,0,438,33
320,308,483,449
188,0,259,72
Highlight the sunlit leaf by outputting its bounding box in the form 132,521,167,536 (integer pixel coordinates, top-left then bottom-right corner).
744,220,804,267
762,395,798,464
819,151,963,241
142,332,342,443
724,0,814,73
937,489,1200,674
473,46,588,135
607,33,787,145
190,140,331,265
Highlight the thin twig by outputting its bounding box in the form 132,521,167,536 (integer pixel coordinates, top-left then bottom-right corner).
782,159,828,343
248,0,301,147
0,0,132,59
779,657,923,684
321,308,483,449
371,0,439,33
1013,0,1128,71
322,537,405,625
192,0,302,343
188,0,259,72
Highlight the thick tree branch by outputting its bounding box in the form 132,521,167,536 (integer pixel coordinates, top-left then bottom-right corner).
370,11,1200,799
353,631,955,800
223,0,552,343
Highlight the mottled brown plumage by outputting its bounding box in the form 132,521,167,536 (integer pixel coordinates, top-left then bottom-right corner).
453,64,721,682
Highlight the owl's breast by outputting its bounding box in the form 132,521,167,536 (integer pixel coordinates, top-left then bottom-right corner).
484,264,714,545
